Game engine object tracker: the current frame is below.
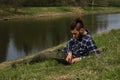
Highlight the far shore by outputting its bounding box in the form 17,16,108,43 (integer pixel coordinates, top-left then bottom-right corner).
0,7,120,21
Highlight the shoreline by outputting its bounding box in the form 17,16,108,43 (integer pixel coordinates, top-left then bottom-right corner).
0,12,73,21
0,42,67,69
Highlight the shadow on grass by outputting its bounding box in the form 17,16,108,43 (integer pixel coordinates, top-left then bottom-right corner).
52,58,71,65
30,57,71,66
11,57,70,68
11,49,69,68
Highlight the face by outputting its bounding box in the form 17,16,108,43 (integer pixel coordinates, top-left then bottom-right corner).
71,28,84,39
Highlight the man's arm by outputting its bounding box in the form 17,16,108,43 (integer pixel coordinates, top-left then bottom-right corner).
66,52,73,63
65,38,76,63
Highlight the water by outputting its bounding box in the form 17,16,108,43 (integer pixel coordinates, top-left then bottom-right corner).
0,13,120,63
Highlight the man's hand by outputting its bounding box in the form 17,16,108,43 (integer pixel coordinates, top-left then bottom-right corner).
66,52,73,63
71,57,81,64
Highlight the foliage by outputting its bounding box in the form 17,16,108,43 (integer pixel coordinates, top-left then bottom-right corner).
0,0,120,7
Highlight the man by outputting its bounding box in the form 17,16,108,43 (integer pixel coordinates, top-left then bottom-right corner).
64,17,100,64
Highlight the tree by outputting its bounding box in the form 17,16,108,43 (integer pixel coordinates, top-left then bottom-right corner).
7,0,25,12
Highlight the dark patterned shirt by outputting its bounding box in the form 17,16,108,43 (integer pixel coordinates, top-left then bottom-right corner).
64,32,100,58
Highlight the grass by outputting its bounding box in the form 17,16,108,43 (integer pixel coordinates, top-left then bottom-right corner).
83,7,120,11
83,7,120,14
0,7,74,18
21,7,73,15
0,29,120,80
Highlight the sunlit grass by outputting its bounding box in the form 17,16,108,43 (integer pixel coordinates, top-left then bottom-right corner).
21,7,73,14
83,7,120,11
1,7,120,18
0,29,120,80
83,7,120,14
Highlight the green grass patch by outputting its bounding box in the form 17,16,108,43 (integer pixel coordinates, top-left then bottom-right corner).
83,7,120,12
21,7,73,15
1,7,120,18
0,29,120,80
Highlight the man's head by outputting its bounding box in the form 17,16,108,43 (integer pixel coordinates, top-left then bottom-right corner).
70,17,85,39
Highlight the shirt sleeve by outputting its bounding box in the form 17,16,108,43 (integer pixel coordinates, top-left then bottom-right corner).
67,38,76,53
86,38,100,54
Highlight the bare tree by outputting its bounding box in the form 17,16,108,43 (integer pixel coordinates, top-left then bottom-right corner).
7,0,24,12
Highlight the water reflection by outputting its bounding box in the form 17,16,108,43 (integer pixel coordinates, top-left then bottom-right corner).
0,13,120,62
0,17,71,62
82,14,108,34
0,26,9,62
96,13,120,33
6,37,26,60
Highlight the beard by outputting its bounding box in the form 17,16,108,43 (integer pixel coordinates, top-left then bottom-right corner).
77,32,83,41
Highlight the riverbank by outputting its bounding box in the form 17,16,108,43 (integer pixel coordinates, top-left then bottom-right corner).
0,29,120,80
0,7,120,20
